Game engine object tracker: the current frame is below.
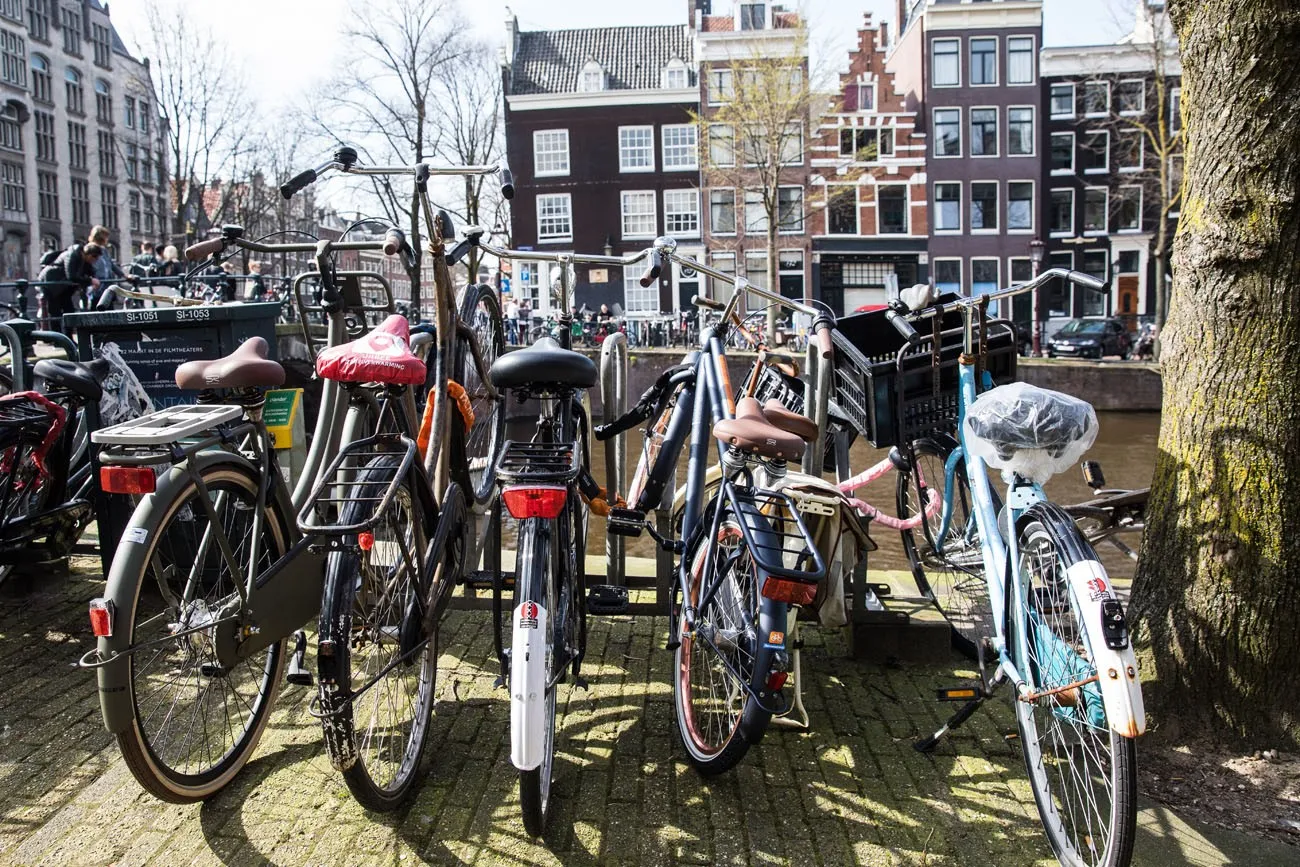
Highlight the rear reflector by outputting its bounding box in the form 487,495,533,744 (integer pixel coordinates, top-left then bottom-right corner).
503,485,567,520
766,671,789,691
100,466,156,495
89,598,114,637
358,531,375,551
761,576,818,606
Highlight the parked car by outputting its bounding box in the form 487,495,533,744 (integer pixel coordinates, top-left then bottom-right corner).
1046,317,1132,359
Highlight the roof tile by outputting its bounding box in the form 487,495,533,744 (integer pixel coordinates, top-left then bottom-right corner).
512,24,694,95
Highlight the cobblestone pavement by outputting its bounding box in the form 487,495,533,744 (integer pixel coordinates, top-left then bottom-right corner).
0,559,1290,867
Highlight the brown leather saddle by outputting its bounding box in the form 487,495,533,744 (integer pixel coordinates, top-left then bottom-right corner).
175,336,286,391
713,397,816,462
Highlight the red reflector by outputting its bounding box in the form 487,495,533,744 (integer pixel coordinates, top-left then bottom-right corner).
766,671,789,691
100,466,156,495
761,576,818,606
88,598,114,637
502,485,567,520
358,531,375,551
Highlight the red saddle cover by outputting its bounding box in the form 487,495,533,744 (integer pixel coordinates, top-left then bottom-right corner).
315,314,426,385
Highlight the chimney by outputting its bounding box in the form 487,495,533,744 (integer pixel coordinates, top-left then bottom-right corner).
879,20,889,49
503,10,519,66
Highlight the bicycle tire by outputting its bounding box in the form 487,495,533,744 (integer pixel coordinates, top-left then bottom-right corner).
1012,503,1137,867
115,461,289,802
516,513,560,836
456,284,506,506
897,437,994,660
318,453,436,812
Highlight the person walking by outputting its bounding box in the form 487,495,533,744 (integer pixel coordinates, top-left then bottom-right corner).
518,298,531,344
87,226,129,306
37,242,103,333
503,294,519,345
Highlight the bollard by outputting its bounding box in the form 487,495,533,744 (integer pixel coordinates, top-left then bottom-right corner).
599,332,628,585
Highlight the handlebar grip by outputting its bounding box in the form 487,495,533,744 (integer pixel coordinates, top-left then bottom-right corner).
886,308,921,345
639,250,663,288
445,239,472,267
382,228,406,257
692,294,724,311
812,315,835,359
184,238,224,261
279,168,317,200
500,166,515,200
1067,270,1108,291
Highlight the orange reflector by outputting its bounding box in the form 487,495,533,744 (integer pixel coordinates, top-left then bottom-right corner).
88,598,114,637
503,485,567,520
358,531,375,551
766,671,789,691
761,575,818,606
99,466,156,495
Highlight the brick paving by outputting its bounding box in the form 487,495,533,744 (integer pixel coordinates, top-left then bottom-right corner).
0,558,1286,867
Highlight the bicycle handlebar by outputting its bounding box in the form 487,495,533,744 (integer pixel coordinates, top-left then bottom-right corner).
885,308,920,345
185,238,224,261
278,148,513,201
639,249,662,288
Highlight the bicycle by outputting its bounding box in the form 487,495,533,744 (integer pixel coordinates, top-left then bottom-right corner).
884,270,1145,867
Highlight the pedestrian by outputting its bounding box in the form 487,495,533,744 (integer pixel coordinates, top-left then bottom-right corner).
37,242,102,333
518,298,531,343
244,261,267,302
87,226,129,297
131,241,160,278
503,294,519,345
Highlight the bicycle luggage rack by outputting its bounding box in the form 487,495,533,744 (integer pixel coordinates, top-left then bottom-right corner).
92,404,245,446
494,440,580,485
733,487,827,585
296,434,418,536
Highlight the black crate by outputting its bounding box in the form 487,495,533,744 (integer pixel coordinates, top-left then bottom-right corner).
833,298,1017,447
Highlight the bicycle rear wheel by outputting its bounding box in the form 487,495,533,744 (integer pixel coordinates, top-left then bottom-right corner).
1013,504,1137,867
456,284,506,505
898,437,993,659
318,454,436,812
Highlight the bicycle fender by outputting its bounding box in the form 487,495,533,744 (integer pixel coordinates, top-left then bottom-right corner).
1063,559,1146,738
510,599,550,771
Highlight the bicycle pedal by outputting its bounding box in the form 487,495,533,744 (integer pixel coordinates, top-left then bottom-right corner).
587,584,629,615
606,508,645,537
199,663,227,678
573,676,589,691
936,684,982,702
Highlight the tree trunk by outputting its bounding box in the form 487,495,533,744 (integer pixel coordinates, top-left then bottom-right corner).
1131,0,1300,748
766,222,778,343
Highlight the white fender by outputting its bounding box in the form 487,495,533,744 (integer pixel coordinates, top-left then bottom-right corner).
1063,560,1146,738
510,600,550,770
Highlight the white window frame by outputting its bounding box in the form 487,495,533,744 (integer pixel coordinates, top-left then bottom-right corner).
708,67,734,105
1170,87,1182,132
621,190,658,239
969,105,999,158
1049,187,1075,237
1007,105,1035,157
1084,80,1111,118
1116,185,1143,233
1007,180,1035,233
1117,78,1146,115
826,185,859,235
709,123,735,168
533,129,570,177
777,185,804,234
663,188,700,237
969,36,998,87
1083,186,1109,235
933,107,961,158
1008,257,1033,286
780,122,804,166
1050,82,1076,119
619,126,655,173
932,257,963,292
663,58,688,89
662,124,698,171
931,38,960,88
1118,129,1144,172
623,269,659,314
933,181,962,233
1050,131,1075,175
578,60,604,92
536,193,572,242
710,187,737,236
876,184,909,236
709,251,737,301
1083,129,1110,174
970,181,999,233
1007,35,1035,85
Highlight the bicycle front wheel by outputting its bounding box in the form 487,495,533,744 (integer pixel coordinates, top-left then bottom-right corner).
1013,503,1137,867
318,454,436,812
116,461,289,802
456,284,505,505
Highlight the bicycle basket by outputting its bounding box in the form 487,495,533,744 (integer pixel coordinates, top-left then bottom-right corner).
751,357,859,473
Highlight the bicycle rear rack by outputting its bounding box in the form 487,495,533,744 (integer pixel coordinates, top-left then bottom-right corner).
731,486,827,585
495,439,580,485
92,404,244,446
296,433,418,535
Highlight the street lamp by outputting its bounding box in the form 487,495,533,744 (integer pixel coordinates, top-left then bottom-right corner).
1029,238,1045,356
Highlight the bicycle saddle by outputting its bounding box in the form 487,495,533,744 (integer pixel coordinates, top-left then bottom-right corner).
762,399,818,443
489,335,597,390
34,357,111,403
963,383,1098,479
175,336,286,391
713,397,805,462
315,314,426,386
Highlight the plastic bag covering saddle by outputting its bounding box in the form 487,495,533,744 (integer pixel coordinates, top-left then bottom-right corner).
315,314,426,386
899,283,940,313
963,382,1098,484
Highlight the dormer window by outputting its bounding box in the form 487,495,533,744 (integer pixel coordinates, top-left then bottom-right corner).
739,2,766,30
663,58,688,89
578,60,604,93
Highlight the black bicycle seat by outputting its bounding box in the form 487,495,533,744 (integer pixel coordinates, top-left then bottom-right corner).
489,336,596,390
34,357,110,403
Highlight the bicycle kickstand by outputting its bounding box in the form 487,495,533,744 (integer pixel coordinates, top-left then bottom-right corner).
914,639,1006,753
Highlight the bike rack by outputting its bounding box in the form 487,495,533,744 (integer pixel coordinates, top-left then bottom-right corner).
599,332,628,586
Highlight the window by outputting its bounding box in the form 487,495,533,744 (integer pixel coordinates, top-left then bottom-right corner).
1169,154,1184,214
143,194,154,233
37,169,56,219
1118,130,1143,172
27,0,48,41
934,182,961,232
0,105,17,151
877,186,907,235
67,120,84,168
932,38,959,87
827,188,857,235
1081,251,1108,314
532,129,569,176
709,123,734,167
141,150,152,185
619,126,654,172
879,127,894,157
155,150,163,185
1008,182,1033,231
65,66,82,114
1082,130,1109,173
708,67,734,103
970,108,997,156
778,250,804,300
744,188,766,233
536,193,571,241
1009,258,1033,285
621,190,656,238
34,110,53,161
710,188,736,235
623,268,659,314
839,127,880,161
60,5,79,55
1,29,24,87
662,124,697,171
97,129,114,175
1,161,21,213
1050,188,1075,236
744,250,767,282
1116,185,1142,231
128,190,139,231
1007,36,1034,84
971,182,998,231
94,77,110,123
30,52,48,102
100,184,116,227
972,259,999,298
970,37,996,85
0,0,17,20
1008,107,1034,155
1117,79,1145,114
1050,131,1074,173
663,59,688,89
125,141,137,179
123,94,134,128
1050,83,1075,118
70,176,88,225
91,22,109,67
577,60,603,92
709,252,735,301
1083,187,1108,234
1044,252,1073,315
663,189,699,236
739,2,765,30
780,122,803,165
853,82,874,112
933,108,960,157
140,101,149,135
933,259,961,294
1170,87,1182,132
777,186,803,233
1084,81,1110,116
